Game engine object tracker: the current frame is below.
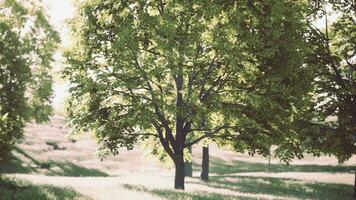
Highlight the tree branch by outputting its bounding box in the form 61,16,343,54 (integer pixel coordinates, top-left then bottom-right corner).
184,124,237,147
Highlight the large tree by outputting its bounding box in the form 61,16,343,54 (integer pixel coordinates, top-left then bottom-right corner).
0,0,59,158
64,0,311,189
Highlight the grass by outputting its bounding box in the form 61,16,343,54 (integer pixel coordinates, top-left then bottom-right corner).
0,147,108,177
1,147,353,199
0,176,89,200
45,161,108,177
189,156,355,200
123,175,353,200
123,184,255,200
188,176,353,200
193,157,355,174
1,118,354,200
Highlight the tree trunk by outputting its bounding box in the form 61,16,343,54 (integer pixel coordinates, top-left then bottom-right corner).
174,153,185,190
201,145,209,181
184,146,192,177
268,155,271,165
353,170,356,198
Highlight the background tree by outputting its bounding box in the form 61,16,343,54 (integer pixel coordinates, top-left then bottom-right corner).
64,0,312,190
296,0,355,196
302,0,355,160
0,0,59,158
200,145,209,181
184,146,192,177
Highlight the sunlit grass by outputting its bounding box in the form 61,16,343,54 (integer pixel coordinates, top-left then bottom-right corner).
191,176,353,200
0,147,108,177
0,119,353,200
123,184,253,200
0,176,89,200
193,157,354,174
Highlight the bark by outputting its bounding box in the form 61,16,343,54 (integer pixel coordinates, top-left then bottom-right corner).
353,170,356,198
200,145,209,181
268,155,271,165
174,153,185,190
184,146,192,177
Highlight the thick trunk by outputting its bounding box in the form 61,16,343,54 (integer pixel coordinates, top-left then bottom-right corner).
201,145,209,181
184,146,192,177
174,153,185,190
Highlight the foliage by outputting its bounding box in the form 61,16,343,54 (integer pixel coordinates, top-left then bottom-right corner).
297,0,356,162
64,0,313,188
0,0,59,158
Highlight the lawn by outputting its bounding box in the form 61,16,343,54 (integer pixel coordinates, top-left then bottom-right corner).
0,116,354,200
0,176,89,200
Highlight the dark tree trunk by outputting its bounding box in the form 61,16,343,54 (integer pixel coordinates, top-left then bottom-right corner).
201,145,209,181
184,146,192,177
268,155,271,165
174,153,185,190
353,170,356,198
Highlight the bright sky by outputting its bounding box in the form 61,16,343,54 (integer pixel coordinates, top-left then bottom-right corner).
43,0,75,109
43,0,75,48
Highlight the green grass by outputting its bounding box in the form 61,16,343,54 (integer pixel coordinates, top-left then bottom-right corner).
123,177,353,200
123,184,255,200
0,147,108,177
188,176,353,200
45,161,108,177
0,176,89,200
189,156,355,200
1,145,353,200
193,157,355,174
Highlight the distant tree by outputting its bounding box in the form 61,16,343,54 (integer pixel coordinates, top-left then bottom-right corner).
64,0,311,189
200,145,209,181
302,0,355,160
184,145,192,177
0,0,59,158
297,0,356,196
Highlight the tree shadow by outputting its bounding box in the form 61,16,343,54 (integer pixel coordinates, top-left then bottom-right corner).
0,147,108,177
188,175,353,200
46,161,108,177
193,157,355,174
0,155,37,174
122,184,255,200
0,176,91,200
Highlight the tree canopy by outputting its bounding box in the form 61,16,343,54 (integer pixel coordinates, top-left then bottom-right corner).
64,0,313,189
0,0,59,157
297,0,355,162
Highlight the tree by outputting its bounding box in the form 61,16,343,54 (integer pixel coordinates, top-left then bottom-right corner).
297,0,355,196
184,145,192,177
64,0,311,189
0,0,59,158
200,145,209,181
303,0,355,159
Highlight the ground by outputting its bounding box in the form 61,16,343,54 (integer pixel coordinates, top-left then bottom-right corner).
0,115,355,200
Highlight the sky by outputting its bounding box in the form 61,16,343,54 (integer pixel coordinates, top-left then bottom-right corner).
43,0,74,109
43,0,75,48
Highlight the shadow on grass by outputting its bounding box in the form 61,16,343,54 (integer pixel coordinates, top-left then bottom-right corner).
0,176,90,200
187,176,353,200
46,161,108,177
0,147,108,177
122,184,254,200
193,157,355,174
